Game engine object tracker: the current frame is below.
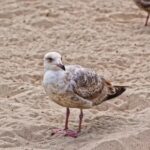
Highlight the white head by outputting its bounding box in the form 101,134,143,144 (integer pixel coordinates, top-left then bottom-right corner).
44,52,65,71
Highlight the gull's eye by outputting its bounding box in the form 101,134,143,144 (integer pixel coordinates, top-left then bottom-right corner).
47,57,53,62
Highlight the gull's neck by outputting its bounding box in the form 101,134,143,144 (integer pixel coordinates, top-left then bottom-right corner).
44,66,65,75
44,64,61,73
44,68,65,85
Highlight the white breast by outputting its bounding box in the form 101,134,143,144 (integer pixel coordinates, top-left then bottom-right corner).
43,70,69,95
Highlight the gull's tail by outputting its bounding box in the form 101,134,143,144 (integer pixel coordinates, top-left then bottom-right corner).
106,86,126,100
104,85,126,101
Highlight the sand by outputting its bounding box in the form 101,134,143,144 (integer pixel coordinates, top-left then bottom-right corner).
0,0,150,149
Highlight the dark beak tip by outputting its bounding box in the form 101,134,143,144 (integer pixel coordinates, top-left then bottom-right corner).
57,64,65,71
62,65,66,71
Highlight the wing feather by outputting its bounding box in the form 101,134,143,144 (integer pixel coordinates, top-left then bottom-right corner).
66,65,126,106
67,66,105,100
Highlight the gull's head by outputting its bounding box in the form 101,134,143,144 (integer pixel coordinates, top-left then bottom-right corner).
44,52,65,71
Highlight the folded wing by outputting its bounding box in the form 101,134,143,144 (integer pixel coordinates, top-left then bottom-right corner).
67,65,126,106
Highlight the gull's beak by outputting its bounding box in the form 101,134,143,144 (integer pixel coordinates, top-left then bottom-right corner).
57,64,66,71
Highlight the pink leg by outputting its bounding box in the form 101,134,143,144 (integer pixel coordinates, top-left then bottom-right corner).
64,107,70,130
78,109,83,133
145,13,149,26
51,108,78,138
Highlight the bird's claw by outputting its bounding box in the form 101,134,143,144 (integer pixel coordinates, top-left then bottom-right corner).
51,128,78,138
64,129,78,138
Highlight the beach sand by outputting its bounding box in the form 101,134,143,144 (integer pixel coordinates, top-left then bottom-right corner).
0,0,150,149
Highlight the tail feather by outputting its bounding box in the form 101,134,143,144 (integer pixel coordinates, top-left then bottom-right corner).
104,86,126,101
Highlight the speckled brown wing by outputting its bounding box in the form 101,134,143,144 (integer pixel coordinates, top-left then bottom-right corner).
66,65,126,106
67,66,105,100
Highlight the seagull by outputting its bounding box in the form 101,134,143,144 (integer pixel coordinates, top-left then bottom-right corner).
133,0,150,26
43,52,126,138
